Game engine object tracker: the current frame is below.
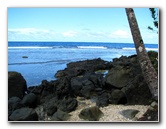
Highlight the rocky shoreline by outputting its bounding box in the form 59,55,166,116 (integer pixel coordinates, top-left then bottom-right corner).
8,51,158,122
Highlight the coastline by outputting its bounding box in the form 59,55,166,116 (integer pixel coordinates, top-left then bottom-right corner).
8,51,158,122
8,42,158,87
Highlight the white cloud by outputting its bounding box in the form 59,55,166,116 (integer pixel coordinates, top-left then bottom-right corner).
141,30,158,43
108,29,158,43
110,29,132,39
87,31,107,38
62,31,78,37
8,28,57,41
8,28,50,35
8,28,79,41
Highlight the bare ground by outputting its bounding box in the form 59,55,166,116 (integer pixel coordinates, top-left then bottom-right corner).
67,97,149,122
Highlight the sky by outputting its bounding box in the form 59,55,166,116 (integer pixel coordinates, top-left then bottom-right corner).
8,8,158,43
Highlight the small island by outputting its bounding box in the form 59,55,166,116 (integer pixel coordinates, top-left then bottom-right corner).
22,56,28,58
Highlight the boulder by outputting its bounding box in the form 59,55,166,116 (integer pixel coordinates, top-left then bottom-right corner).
58,97,77,113
71,73,103,98
46,104,57,116
80,80,95,99
79,106,104,121
119,109,139,119
96,92,109,107
21,93,37,108
56,77,71,99
27,85,44,95
8,96,22,110
104,55,152,105
8,71,27,99
121,75,152,105
8,97,23,116
51,109,70,121
40,80,57,98
88,73,103,87
109,89,127,104
105,65,133,88
42,96,58,116
71,77,83,96
9,107,38,121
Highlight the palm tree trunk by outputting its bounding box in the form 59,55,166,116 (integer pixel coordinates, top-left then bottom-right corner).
125,8,158,101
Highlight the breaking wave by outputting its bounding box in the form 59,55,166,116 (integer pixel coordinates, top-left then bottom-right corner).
8,59,71,65
77,46,108,49
122,47,158,51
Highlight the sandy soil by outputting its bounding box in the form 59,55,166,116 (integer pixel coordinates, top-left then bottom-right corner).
67,97,149,122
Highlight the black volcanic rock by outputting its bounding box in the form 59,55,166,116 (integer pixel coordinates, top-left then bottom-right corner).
51,109,70,121
79,106,104,121
8,51,158,121
96,92,109,107
105,65,133,88
9,107,38,121
21,93,37,108
104,54,152,105
109,89,127,104
119,109,139,119
8,71,27,99
55,58,112,78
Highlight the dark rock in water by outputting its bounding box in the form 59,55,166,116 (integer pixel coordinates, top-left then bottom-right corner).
9,107,38,121
8,71,27,99
79,106,104,121
21,93,37,108
55,58,111,78
55,70,67,78
51,109,70,121
109,89,127,104
22,56,28,58
119,109,139,119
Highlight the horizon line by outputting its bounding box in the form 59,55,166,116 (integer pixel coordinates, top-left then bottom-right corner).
8,41,158,44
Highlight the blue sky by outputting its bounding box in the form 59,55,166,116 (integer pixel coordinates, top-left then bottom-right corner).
8,8,158,43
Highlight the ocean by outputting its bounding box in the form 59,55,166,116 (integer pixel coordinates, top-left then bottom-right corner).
8,41,158,87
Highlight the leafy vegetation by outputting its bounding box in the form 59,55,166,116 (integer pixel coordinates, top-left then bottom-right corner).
148,51,158,72
148,8,158,33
